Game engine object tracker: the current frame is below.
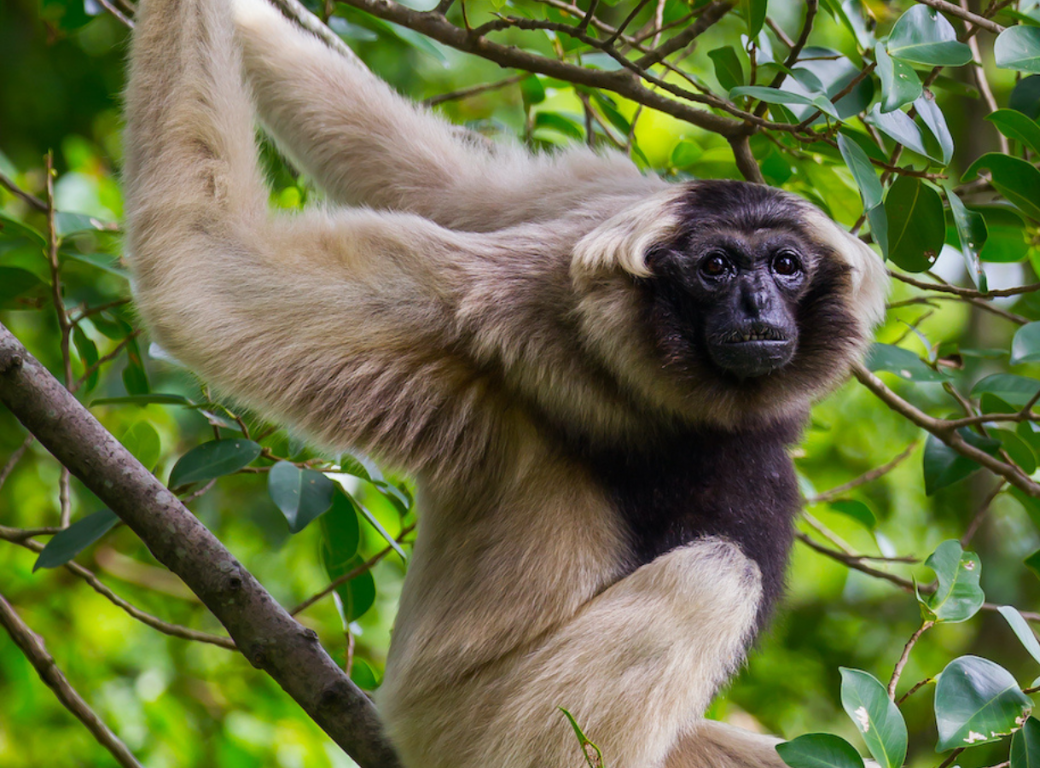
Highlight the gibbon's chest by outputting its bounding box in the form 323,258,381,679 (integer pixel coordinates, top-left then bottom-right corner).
585,420,801,627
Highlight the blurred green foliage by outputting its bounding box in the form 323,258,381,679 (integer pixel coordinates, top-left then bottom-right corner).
6,0,1040,766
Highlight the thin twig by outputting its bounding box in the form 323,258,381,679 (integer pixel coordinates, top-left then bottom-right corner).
961,481,1006,546
0,170,47,212
810,441,918,503
0,433,33,492
892,271,1040,298
0,591,144,768
0,526,236,649
70,331,142,393
888,620,934,699
95,0,134,27
915,0,1003,34
897,677,934,705
424,74,525,106
291,524,415,616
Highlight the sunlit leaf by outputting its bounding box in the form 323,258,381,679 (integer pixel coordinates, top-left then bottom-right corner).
829,499,877,530
987,109,1040,156
119,421,162,471
839,668,907,768
998,606,1040,666
971,374,1040,406
865,343,948,382
729,86,839,119
837,134,883,211
886,6,972,66
947,192,988,292
874,44,921,112
915,96,953,166
709,47,745,91
996,25,1040,73
935,656,1033,751
919,540,984,623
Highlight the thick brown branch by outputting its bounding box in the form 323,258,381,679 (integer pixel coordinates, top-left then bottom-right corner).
0,590,143,768
915,0,1003,34
327,0,743,136
0,322,400,768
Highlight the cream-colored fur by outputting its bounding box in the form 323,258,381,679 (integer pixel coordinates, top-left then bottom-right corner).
123,0,888,766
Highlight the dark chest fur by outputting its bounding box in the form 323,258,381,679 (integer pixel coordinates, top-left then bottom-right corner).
584,418,802,629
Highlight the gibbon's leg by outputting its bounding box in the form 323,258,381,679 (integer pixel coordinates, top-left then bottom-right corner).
124,0,505,472
665,721,787,768
230,0,665,231
380,538,764,768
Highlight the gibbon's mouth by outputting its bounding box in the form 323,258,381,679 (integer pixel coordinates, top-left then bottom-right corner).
708,325,795,378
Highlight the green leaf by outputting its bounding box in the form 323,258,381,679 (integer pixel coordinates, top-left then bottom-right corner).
923,431,1000,495
971,374,1040,406
268,461,337,534
995,429,1037,474
61,251,129,279
729,86,839,119
777,734,866,768
915,96,954,166
670,139,703,169
1013,323,1040,365
559,708,604,768
72,325,99,393
54,212,114,237
886,6,973,66
119,421,162,471
742,0,767,38
91,394,191,407
867,204,889,260
1011,717,1040,768
829,499,877,530
519,75,545,107
1011,76,1040,120
349,658,382,691
0,212,46,246
947,192,989,292
996,26,1040,73
875,43,922,112
709,47,745,91
355,499,407,560
963,153,1040,221
837,134,883,210
168,439,262,488
33,510,120,571
533,111,584,140
998,606,1040,666
987,110,1040,156
321,491,361,569
1027,549,1040,581
329,557,376,624
0,267,46,307
839,668,908,768
867,105,941,163
934,656,1033,751
920,540,984,623
865,343,948,382
883,176,945,272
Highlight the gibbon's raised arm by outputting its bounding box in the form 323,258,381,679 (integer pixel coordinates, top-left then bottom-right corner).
123,0,531,472
230,0,665,231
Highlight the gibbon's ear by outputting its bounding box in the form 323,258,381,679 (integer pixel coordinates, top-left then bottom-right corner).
571,188,688,287
800,206,889,333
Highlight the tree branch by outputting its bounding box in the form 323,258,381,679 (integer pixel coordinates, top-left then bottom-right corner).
0,322,400,768
0,590,143,768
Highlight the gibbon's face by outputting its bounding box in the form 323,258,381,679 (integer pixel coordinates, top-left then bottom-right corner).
644,181,861,387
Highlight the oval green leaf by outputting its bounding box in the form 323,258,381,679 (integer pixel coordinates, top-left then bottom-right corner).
777,733,866,768
920,540,984,623
963,153,1040,221
866,343,949,382
884,176,945,272
1012,322,1040,365
947,192,988,292
33,510,120,572
709,47,745,92
837,134,883,211
987,110,1040,156
119,421,162,472
268,461,337,534
998,606,1040,667
1012,717,1040,768
875,44,922,112
321,491,361,570
168,438,262,488
839,668,908,768
935,656,1033,751
829,499,877,531
971,374,1040,406
923,430,1000,495
996,26,1040,73
729,86,839,119
886,6,973,66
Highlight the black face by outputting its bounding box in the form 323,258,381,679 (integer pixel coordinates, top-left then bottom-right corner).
644,181,837,382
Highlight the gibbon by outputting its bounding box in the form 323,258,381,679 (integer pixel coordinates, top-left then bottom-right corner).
123,0,888,765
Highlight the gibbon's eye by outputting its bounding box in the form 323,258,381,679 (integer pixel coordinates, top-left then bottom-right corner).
772,251,802,277
700,253,731,279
